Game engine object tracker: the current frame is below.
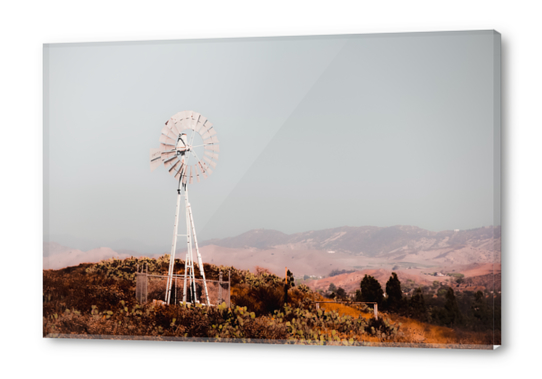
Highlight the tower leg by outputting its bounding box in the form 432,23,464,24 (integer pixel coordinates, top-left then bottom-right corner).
182,250,188,303
165,182,182,304
167,181,209,306
185,190,198,303
186,196,211,306
182,185,191,304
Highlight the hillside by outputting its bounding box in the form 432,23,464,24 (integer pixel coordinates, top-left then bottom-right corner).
44,225,501,276
305,263,502,294
202,225,501,259
196,225,500,277
42,256,499,347
306,269,434,293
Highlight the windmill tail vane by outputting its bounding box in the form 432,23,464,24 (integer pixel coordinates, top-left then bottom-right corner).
150,111,219,306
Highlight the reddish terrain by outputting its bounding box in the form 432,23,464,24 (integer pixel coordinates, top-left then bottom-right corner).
45,225,501,288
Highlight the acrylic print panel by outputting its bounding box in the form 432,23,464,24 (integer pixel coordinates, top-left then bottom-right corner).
43,30,501,349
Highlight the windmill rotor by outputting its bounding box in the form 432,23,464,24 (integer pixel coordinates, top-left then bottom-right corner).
150,111,219,185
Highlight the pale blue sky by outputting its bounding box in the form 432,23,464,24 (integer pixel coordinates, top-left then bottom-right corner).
44,31,500,254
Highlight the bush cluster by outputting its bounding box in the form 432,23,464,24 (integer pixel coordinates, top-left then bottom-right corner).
44,257,402,344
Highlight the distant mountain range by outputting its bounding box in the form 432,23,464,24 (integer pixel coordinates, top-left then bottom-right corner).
44,225,500,275
201,225,501,258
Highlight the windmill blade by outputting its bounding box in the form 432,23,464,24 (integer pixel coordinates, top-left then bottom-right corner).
161,124,171,135
201,129,217,145
159,133,176,145
164,127,178,143
171,121,183,136
150,148,162,172
199,160,210,174
205,144,220,152
174,167,181,180
204,151,219,160
207,128,217,137
203,135,219,145
201,161,213,175
178,118,192,132
182,169,189,185
188,113,199,130
199,124,213,138
182,123,194,133
171,112,184,123
168,160,180,175
161,127,177,144
189,165,194,184
189,111,200,121
194,120,206,134
197,161,208,179
159,132,175,143
203,156,217,168
160,146,175,153
161,125,178,142
159,143,176,154
161,149,176,163
164,154,178,165
194,164,201,182
160,142,176,151
166,119,181,136
197,120,212,134
200,130,211,140
174,162,185,180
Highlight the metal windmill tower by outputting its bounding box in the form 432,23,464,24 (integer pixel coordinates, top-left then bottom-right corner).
150,111,219,305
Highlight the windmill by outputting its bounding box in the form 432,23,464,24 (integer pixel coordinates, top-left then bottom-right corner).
150,111,219,305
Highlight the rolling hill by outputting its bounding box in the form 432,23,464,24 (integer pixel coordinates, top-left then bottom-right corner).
44,225,500,277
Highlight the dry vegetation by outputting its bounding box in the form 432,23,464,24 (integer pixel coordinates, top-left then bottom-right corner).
43,256,496,348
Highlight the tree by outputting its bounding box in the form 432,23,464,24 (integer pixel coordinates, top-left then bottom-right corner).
359,275,384,304
286,269,295,287
434,287,463,327
335,287,347,300
354,289,362,302
385,272,402,311
284,269,295,304
471,290,489,325
409,288,428,322
328,283,337,293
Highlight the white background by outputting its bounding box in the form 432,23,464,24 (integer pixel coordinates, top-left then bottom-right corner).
1,1,539,378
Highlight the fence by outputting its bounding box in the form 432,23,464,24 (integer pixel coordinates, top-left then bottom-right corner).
136,268,230,307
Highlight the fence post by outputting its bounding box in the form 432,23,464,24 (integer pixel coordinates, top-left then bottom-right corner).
136,272,140,302
228,270,231,308
145,263,148,303
136,271,145,303
218,270,223,304
374,303,378,320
